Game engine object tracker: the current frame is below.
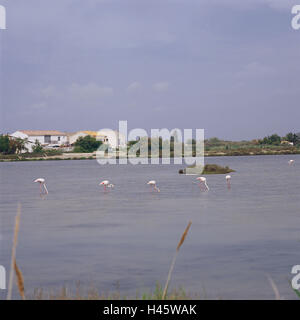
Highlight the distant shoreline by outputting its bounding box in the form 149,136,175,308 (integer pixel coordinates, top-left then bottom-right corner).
0,148,299,162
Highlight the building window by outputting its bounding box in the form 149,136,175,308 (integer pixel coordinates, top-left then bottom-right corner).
58,137,61,141
44,135,51,143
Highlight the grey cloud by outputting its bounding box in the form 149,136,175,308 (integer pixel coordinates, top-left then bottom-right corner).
127,82,142,93
153,82,170,92
1,0,299,139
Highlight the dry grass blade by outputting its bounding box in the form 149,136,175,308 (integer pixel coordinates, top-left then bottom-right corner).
176,221,192,252
7,204,21,300
14,259,25,300
162,221,192,300
267,274,281,300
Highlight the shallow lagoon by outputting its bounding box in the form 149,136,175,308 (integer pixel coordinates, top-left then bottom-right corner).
0,155,300,299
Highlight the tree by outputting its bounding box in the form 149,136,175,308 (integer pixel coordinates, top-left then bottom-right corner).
0,135,27,154
14,138,28,154
0,135,10,154
284,132,299,145
259,134,281,145
74,135,102,153
32,140,44,153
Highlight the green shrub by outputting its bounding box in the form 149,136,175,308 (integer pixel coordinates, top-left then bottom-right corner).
32,140,44,153
74,135,102,153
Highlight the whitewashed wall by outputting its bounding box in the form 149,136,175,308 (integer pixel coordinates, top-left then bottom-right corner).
10,131,68,152
98,130,126,149
27,135,67,145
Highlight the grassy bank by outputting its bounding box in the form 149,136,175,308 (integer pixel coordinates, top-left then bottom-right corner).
204,146,300,157
29,283,200,300
0,152,96,162
1,146,300,162
12,281,300,300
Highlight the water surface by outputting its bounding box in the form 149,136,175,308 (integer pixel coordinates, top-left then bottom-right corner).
0,155,300,299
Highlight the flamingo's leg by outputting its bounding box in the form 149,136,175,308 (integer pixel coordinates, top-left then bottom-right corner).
43,183,48,194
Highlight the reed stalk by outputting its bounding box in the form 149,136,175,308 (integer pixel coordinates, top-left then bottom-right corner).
14,259,25,300
162,221,192,300
6,204,23,300
267,274,281,300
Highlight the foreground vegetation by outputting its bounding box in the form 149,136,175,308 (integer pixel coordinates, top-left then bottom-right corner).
29,283,200,300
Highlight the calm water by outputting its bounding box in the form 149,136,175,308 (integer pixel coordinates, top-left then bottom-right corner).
0,155,300,299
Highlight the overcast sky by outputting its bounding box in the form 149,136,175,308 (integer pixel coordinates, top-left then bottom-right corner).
0,0,299,140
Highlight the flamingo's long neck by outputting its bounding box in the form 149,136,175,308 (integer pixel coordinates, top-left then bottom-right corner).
43,183,48,194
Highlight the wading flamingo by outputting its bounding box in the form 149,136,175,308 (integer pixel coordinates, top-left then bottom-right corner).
147,180,160,192
34,178,48,194
226,175,231,189
99,180,114,191
289,160,295,165
196,177,209,191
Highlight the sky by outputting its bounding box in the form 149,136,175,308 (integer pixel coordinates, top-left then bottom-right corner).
0,0,299,140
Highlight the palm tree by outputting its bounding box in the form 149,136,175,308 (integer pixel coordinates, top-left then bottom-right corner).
15,138,28,154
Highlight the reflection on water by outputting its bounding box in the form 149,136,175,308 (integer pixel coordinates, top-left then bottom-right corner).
0,155,300,299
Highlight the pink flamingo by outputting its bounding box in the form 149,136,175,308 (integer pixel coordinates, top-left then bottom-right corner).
99,180,114,191
147,180,160,192
34,178,48,194
289,160,295,165
226,175,231,189
196,177,209,191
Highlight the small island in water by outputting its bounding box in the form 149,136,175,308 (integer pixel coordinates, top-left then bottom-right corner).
179,164,235,175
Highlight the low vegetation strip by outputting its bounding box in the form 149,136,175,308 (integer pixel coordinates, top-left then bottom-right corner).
179,164,235,175
1,131,300,161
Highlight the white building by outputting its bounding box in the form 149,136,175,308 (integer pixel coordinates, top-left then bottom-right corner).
97,129,126,149
11,130,68,152
67,130,126,149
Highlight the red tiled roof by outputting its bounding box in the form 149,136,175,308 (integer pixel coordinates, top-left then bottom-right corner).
20,130,66,136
